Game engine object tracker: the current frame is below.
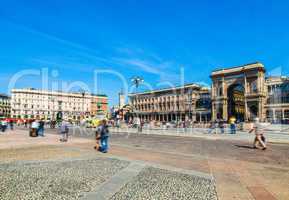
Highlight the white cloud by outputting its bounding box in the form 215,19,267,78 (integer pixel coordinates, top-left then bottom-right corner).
119,59,161,74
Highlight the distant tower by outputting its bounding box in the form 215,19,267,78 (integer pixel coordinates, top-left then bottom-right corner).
118,89,125,108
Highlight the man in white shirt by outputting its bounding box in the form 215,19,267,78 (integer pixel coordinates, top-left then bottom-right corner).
135,117,142,133
249,118,266,150
30,120,39,137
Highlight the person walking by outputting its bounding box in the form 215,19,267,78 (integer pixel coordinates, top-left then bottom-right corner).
30,120,39,137
98,119,110,153
1,119,7,132
229,116,236,134
140,119,144,132
59,120,69,142
9,120,14,130
249,118,267,150
208,120,218,134
219,119,225,134
50,120,56,129
135,117,142,133
94,129,101,151
38,119,45,137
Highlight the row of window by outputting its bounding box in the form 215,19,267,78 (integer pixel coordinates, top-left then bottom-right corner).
13,94,102,101
13,99,91,104
132,94,196,104
135,104,197,112
12,115,91,120
267,96,289,104
134,98,212,111
266,110,289,119
0,103,10,106
13,106,90,111
0,109,11,112
12,110,93,115
267,83,289,93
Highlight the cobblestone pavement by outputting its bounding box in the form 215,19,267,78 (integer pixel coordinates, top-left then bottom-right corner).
110,167,217,200
107,134,289,200
0,158,129,200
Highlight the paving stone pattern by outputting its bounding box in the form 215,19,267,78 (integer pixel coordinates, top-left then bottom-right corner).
0,158,129,200
110,167,218,200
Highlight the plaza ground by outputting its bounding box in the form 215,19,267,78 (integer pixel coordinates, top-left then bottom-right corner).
0,128,288,200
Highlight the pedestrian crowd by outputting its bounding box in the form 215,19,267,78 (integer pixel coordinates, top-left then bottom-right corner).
207,116,241,134
208,116,267,150
1,114,267,152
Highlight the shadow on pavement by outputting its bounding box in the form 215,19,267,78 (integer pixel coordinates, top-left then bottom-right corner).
234,144,255,149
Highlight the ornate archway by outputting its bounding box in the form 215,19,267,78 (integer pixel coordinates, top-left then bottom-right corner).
227,84,245,122
211,62,266,122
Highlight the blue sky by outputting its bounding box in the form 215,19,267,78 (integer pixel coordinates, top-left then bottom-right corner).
1,0,289,106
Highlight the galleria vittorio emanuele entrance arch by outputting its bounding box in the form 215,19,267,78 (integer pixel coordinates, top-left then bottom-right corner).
227,84,245,122
211,62,267,122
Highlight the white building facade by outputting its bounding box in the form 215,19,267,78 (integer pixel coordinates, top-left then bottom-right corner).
265,76,289,123
129,84,211,122
11,88,108,120
0,94,11,118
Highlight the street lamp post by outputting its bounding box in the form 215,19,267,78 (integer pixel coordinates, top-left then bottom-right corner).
131,76,144,92
185,88,193,120
78,89,86,120
184,88,194,132
82,92,85,119
131,76,144,120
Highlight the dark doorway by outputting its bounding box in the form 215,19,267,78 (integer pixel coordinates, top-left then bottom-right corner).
249,104,258,119
227,84,245,122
